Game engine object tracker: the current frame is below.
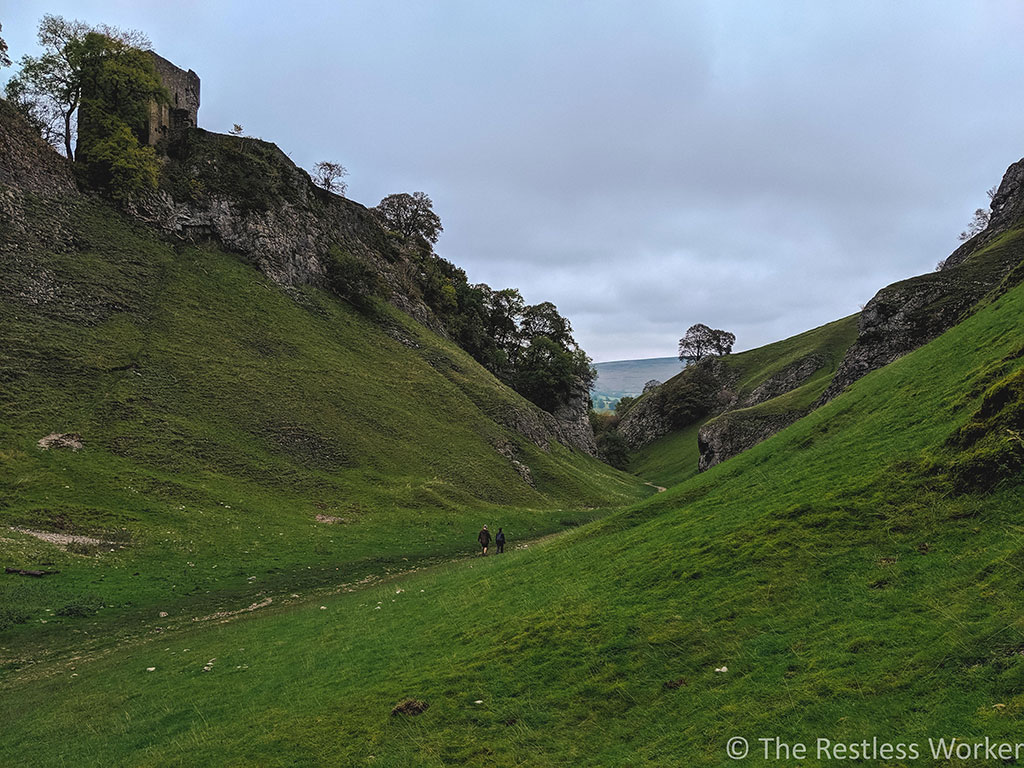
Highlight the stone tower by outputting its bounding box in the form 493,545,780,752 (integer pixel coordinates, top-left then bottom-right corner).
144,51,200,146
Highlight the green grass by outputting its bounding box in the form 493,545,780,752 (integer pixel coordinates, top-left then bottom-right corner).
0,191,647,657
2,222,1024,764
628,418,706,487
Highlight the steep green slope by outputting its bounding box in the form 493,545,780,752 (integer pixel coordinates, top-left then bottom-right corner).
628,315,858,485
0,173,646,651
4,237,1024,766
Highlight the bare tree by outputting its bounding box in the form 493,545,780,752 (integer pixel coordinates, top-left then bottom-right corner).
311,160,349,196
4,14,149,160
228,123,244,137
958,186,998,242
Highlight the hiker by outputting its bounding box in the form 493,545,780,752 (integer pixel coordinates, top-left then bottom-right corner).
478,525,490,555
495,528,505,554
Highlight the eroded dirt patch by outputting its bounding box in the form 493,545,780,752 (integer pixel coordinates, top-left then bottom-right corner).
11,527,104,548
37,433,83,451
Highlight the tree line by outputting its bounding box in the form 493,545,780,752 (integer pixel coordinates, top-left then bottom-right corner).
372,192,594,414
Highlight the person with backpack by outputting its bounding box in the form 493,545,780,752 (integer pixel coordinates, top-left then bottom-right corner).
477,525,491,555
495,528,506,554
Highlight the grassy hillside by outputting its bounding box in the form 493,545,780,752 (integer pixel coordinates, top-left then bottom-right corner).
629,315,858,485
0,190,647,655
3,231,1024,765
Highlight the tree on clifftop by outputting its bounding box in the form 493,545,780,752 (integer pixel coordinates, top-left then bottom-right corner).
312,161,348,196
374,191,443,245
0,23,11,68
678,323,735,362
4,14,149,160
958,186,998,242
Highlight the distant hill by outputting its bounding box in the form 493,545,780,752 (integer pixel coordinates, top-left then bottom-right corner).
590,356,686,411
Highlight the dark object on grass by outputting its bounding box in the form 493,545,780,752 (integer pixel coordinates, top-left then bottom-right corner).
662,678,688,690
391,699,429,716
5,567,60,577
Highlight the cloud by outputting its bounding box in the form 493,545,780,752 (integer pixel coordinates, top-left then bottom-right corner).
5,1,1023,360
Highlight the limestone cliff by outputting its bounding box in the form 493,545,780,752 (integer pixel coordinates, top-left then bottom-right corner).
0,102,597,458
821,159,1024,403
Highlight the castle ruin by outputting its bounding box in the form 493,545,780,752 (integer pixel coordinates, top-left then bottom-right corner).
144,51,200,146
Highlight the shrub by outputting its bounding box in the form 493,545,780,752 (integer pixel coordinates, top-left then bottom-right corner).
325,246,384,305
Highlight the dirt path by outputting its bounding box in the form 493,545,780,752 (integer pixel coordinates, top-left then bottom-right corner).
0,526,571,685
644,482,667,493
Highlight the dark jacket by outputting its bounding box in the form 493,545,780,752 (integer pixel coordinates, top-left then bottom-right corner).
478,528,491,546
495,531,505,545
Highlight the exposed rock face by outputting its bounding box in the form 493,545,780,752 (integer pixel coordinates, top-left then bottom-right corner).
494,440,536,485
0,101,75,196
942,158,1024,271
697,412,797,471
136,132,438,322
740,354,824,407
618,358,729,451
617,395,674,450
821,160,1024,403
550,382,598,456
696,353,828,470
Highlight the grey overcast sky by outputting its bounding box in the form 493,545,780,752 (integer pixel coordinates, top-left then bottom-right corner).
4,2,1023,361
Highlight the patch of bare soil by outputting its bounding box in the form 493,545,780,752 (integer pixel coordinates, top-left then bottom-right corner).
391,699,429,716
11,527,104,548
37,433,83,451
315,514,345,524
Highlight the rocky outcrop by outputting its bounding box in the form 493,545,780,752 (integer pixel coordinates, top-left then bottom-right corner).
740,354,824,407
697,411,799,471
942,158,1024,271
550,382,598,456
0,101,75,196
617,394,674,449
494,440,535,485
695,352,829,469
134,130,446,331
821,159,1024,403
618,358,729,451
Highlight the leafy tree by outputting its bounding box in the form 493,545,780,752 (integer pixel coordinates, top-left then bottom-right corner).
405,251,592,415
75,33,166,202
643,379,661,393
0,23,11,68
513,337,580,413
228,123,244,136
81,123,158,202
616,395,637,415
656,358,724,428
596,429,629,470
4,14,148,160
521,301,573,347
311,161,348,195
374,191,443,244
678,323,735,361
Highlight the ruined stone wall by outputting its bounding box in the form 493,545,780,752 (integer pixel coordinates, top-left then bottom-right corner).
145,52,200,146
